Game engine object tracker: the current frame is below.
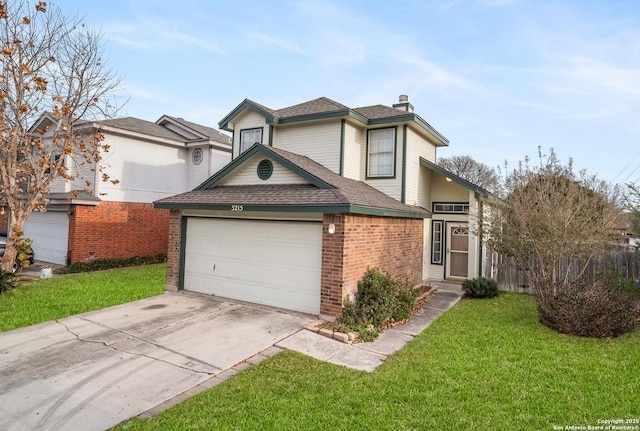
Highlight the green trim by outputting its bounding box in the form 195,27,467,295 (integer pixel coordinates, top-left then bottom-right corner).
365,126,397,180
268,125,273,147
339,119,345,176
420,157,490,198
154,202,431,219
276,110,350,124
401,124,407,203
257,159,273,180
219,99,275,131
195,144,334,190
178,216,187,291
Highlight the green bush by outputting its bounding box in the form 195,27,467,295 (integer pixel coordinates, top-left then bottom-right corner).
462,277,499,298
0,269,20,294
56,254,166,274
338,268,416,341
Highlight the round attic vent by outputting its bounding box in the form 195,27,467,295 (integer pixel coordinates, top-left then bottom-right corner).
257,159,273,180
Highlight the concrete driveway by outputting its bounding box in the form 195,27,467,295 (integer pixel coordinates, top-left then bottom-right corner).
0,292,314,431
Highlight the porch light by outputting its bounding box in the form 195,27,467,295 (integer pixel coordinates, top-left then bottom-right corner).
328,223,336,234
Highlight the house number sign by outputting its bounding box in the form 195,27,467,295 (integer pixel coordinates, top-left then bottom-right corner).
231,205,244,211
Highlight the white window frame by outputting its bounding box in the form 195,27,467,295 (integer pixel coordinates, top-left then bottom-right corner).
240,128,263,153
367,128,396,178
433,202,470,214
431,220,444,265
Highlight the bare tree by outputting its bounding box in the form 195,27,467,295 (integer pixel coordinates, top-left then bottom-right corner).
0,1,121,271
624,182,640,240
485,148,623,293
438,154,500,193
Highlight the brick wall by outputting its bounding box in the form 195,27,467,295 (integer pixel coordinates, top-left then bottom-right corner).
320,214,423,316
165,210,182,292
67,201,170,264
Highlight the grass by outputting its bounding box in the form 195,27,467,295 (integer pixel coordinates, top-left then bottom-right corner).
0,264,165,332
114,293,640,431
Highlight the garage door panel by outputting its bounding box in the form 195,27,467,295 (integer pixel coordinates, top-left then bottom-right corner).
184,218,321,315
23,211,69,265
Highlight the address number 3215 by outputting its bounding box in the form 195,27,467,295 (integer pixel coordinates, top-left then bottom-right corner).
231,205,244,211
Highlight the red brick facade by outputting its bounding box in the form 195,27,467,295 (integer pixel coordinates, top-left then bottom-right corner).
67,201,170,264
320,214,424,316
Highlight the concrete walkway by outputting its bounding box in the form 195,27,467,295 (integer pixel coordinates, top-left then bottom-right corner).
0,286,463,430
279,287,464,372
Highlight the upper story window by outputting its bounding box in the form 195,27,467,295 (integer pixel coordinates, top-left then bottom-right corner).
433,203,469,214
367,128,396,178
240,127,263,153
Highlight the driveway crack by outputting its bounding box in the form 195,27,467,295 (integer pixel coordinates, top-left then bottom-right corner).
55,319,219,376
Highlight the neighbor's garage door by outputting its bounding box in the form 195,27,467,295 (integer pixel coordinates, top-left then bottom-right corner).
23,211,69,265
184,218,322,315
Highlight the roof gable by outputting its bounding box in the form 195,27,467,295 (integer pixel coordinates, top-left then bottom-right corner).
156,144,431,218
156,115,231,145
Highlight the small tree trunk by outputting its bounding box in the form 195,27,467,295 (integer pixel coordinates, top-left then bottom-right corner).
0,209,28,273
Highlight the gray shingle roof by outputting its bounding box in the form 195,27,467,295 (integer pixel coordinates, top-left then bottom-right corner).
162,116,231,144
155,145,430,218
275,97,349,118
353,104,412,120
98,117,186,141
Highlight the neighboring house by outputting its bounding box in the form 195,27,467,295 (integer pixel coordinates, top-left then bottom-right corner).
155,95,491,317
12,114,231,265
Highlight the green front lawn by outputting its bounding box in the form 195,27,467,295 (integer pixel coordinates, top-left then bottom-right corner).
115,293,639,431
0,265,165,332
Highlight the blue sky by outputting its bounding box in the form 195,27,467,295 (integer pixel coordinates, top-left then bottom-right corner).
52,0,640,184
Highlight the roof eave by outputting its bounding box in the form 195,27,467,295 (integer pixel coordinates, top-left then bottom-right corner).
153,201,430,218
420,157,490,198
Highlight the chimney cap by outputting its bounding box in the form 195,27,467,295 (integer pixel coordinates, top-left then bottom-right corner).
399,94,409,102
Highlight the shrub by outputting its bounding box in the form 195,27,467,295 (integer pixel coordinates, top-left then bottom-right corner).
536,278,640,338
338,268,416,341
462,277,499,298
56,254,167,274
0,269,20,294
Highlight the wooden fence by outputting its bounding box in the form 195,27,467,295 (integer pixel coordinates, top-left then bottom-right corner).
488,251,640,293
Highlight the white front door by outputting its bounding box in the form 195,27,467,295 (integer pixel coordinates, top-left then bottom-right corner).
446,223,469,279
183,217,322,315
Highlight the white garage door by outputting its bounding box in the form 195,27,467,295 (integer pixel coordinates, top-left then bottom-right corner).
23,211,69,265
184,218,322,315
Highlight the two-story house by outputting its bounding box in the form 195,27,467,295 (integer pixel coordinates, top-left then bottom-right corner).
13,114,232,265
155,96,490,317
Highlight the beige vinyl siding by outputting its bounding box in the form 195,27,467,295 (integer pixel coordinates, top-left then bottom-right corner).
430,174,470,203
233,110,269,158
222,155,308,186
275,122,341,173
405,127,437,207
342,123,365,180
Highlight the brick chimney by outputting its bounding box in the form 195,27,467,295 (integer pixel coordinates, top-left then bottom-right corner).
393,94,414,112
